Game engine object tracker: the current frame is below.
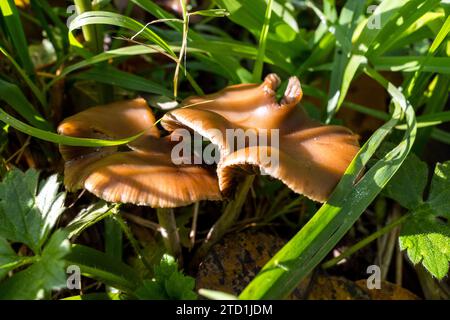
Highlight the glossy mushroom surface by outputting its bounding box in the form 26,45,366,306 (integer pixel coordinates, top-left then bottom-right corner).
58,98,221,208
161,75,360,202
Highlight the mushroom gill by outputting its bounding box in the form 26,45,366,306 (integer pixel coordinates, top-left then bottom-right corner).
58,98,221,208
161,74,360,202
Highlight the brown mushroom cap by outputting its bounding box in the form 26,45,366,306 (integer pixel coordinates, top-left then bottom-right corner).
161,74,360,202
58,99,221,208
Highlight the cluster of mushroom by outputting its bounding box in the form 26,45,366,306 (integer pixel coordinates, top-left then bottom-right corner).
58,74,360,256
59,74,359,205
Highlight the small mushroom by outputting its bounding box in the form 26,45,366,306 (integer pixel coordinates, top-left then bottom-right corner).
161,74,360,202
58,98,221,258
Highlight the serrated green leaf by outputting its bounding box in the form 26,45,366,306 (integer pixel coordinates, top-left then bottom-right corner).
135,279,167,300
0,168,65,253
400,209,450,279
135,254,196,300
0,236,18,280
0,230,70,299
154,254,178,280
165,271,196,300
428,161,450,219
383,153,428,210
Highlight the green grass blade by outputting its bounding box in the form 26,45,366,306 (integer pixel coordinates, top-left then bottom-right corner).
384,12,443,53
0,108,144,147
431,128,450,145
397,111,450,129
354,0,409,55
252,0,274,82
325,0,366,122
414,75,450,151
429,14,450,55
48,45,176,87
65,244,140,292
73,66,173,97
0,46,47,108
0,0,35,76
29,0,60,58
0,79,50,130
69,11,175,57
369,0,441,57
372,56,450,74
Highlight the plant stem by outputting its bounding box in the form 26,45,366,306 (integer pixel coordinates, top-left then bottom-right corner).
74,0,109,103
156,208,182,263
74,0,101,53
322,214,408,269
113,213,152,271
192,175,254,265
189,202,200,250
104,216,122,293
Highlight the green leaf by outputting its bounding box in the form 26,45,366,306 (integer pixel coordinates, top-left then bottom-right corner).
135,254,197,300
65,202,114,239
154,254,178,279
215,0,306,58
0,230,70,299
190,9,229,18
325,0,366,122
354,0,410,55
69,11,175,57
64,244,140,292
369,0,441,57
0,0,35,76
130,0,255,84
400,209,450,279
0,78,50,130
252,0,274,82
428,161,450,219
383,153,428,210
165,271,197,300
0,237,18,280
135,279,168,300
414,75,450,152
0,108,145,147
47,45,171,87
0,46,46,108
73,66,173,97
0,169,65,253
372,56,450,74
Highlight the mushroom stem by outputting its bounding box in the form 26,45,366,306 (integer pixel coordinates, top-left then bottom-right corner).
192,175,254,265
156,208,182,263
